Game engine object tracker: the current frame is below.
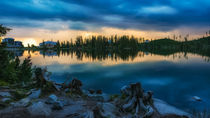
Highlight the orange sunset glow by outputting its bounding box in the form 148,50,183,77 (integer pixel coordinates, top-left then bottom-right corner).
6,26,208,46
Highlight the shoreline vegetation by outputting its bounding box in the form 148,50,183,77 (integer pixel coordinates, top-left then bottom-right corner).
26,35,210,53
21,34,210,61
1,25,210,117
12,35,210,63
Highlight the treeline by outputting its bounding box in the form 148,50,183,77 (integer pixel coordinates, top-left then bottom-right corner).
48,35,210,52
55,35,139,51
28,34,210,59
140,36,210,56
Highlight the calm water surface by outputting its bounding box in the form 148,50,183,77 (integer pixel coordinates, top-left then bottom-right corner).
17,50,210,112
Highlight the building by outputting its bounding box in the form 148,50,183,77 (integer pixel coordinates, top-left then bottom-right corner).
39,41,57,48
40,50,57,56
1,38,23,48
2,38,14,47
14,41,23,48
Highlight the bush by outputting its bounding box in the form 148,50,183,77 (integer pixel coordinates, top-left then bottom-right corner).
0,47,33,84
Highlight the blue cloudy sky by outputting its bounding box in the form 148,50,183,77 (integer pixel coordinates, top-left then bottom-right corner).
0,0,210,45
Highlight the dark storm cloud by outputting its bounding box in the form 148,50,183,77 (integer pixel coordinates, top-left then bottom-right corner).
69,22,87,30
0,0,210,31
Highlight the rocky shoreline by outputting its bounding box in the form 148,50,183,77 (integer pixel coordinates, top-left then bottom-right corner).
0,85,190,118
0,68,191,118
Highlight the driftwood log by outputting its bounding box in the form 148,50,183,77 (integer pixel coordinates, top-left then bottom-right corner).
120,82,154,117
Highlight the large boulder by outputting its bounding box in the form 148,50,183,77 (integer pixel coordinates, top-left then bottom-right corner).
153,99,191,117
45,94,58,104
27,101,51,116
12,98,31,107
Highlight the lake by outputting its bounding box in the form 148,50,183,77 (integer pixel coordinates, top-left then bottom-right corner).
15,49,210,112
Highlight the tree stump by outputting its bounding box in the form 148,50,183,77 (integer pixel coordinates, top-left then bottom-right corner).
68,78,83,94
120,82,154,117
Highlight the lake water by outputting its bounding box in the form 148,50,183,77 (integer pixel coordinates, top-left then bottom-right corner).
16,50,210,112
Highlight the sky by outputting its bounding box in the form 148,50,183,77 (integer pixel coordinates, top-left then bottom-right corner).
0,0,210,46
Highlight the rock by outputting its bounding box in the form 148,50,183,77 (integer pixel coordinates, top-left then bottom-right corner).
28,89,41,99
96,89,102,94
153,99,190,117
45,94,58,104
1,98,11,102
12,98,31,107
192,96,202,101
101,103,117,118
52,103,87,118
0,92,11,97
52,101,63,110
27,101,51,116
83,110,94,118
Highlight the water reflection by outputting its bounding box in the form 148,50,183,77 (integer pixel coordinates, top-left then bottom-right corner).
11,49,210,64
9,49,210,112
6,48,24,57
